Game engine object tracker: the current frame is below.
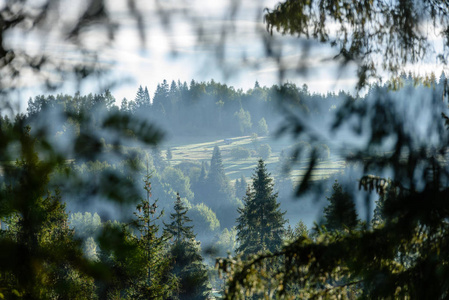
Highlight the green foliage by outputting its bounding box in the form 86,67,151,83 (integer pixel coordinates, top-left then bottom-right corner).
217,74,449,299
196,146,236,229
162,167,194,202
234,108,252,135
83,236,99,261
164,193,195,242
127,174,177,299
230,146,251,160
168,239,212,300
189,203,220,240
0,126,98,299
165,193,211,299
213,228,237,257
69,212,102,238
0,90,164,298
135,85,151,109
284,220,308,244
264,0,449,89
372,180,398,228
69,212,102,261
236,159,286,258
323,180,358,232
174,161,202,178
257,117,269,136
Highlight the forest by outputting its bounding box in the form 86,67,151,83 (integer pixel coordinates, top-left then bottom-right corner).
0,73,447,298
2,0,449,299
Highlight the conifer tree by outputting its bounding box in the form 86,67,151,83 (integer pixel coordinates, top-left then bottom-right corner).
0,128,96,299
127,172,177,299
323,180,358,231
372,181,397,228
153,80,169,117
208,146,226,187
144,86,151,105
135,85,147,108
165,193,211,300
204,146,236,228
165,193,195,242
120,97,129,112
236,159,286,257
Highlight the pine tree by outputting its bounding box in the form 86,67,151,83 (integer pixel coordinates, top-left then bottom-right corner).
135,85,147,108
323,180,358,231
165,193,211,300
120,97,129,112
204,146,236,228
153,80,169,116
165,193,195,242
236,159,286,257
0,128,96,299
144,86,151,105
372,181,397,228
127,172,177,300
208,146,226,186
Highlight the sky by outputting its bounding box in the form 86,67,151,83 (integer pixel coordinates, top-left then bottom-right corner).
103,0,361,102
99,0,448,103
5,0,448,109
7,0,360,108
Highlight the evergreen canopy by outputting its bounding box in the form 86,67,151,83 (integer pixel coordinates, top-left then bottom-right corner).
164,193,211,300
236,159,286,257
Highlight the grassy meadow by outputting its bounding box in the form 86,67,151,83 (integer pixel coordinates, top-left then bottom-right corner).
164,135,347,184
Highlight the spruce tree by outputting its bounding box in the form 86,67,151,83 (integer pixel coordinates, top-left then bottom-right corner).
323,180,358,231
144,86,151,105
165,193,195,242
165,193,211,300
208,146,226,187
135,85,147,108
127,173,176,300
0,127,97,299
153,80,169,117
120,97,129,112
236,159,286,257
205,146,236,228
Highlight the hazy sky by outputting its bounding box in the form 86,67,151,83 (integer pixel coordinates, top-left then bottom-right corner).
105,0,360,101
9,0,448,108
100,0,446,103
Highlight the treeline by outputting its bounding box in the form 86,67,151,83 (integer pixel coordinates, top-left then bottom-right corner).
23,72,448,142
25,79,350,139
